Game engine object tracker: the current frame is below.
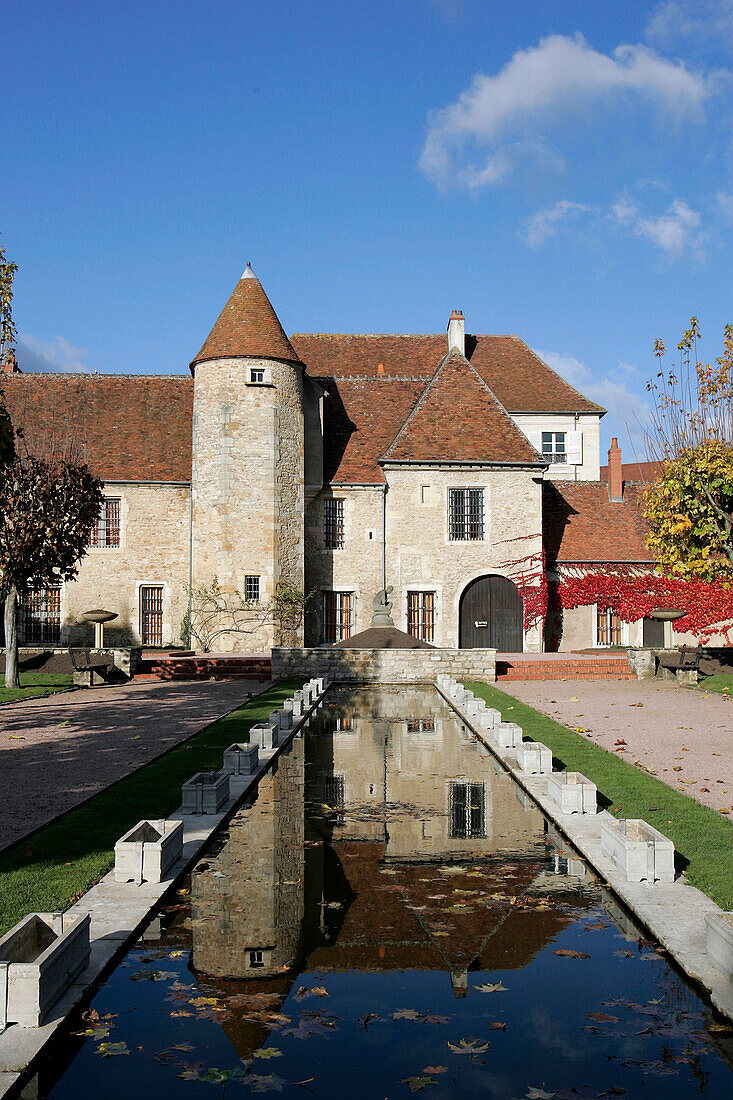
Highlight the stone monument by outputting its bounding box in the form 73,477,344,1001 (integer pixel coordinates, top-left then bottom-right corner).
371,586,395,627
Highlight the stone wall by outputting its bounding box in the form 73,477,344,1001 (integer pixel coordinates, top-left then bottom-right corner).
62,482,190,646
510,412,601,481
272,645,497,683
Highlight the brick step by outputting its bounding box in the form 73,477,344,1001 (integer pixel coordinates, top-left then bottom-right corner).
497,657,634,681
135,655,271,681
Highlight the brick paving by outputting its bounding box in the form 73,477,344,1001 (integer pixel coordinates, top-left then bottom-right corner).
505,677,733,813
0,678,270,852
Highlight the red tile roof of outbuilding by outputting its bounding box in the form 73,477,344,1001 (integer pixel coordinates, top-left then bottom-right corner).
543,481,653,564
0,374,193,482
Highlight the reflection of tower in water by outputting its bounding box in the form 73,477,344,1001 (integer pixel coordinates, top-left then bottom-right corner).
190,737,305,978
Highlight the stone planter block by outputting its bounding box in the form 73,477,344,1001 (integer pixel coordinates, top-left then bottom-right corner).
222,742,259,776
250,721,279,749
181,770,230,815
494,722,522,750
515,741,553,775
599,815,675,883
269,709,291,732
463,699,481,717
547,771,597,814
0,912,91,1028
705,912,733,978
114,819,183,884
290,699,304,719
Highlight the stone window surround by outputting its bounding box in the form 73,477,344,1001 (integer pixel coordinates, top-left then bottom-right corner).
245,365,274,386
402,583,444,644
446,485,487,544
320,586,357,643
87,488,129,553
135,580,172,648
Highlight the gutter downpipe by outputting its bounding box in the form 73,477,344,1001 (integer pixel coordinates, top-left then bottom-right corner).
382,478,388,591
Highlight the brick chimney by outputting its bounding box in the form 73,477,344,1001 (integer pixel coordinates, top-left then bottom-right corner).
608,437,623,502
377,361,385,375
0,350,21,374
447,310,465,356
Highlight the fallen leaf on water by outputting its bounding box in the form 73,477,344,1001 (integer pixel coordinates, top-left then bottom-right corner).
96,1042,130,1058
488,1021,506,1030
447,1038,490,1056
525,1088,556,1099
296,985,329,998
130,970,177,982
554,949,590,959
393,1008,422,1020
474,982,508,993
251,1047,283,1060
422,1066,447,1074
401,1076,437,1092
588,1012,619,1023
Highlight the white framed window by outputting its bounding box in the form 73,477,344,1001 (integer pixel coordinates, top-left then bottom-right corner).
324,498,345,549
249,368,265,384
596,607,624,647
407,591,435,642
448,488,484,541
542,431,567,464
244,575,260,603
90,498,120,548
322,590,353,643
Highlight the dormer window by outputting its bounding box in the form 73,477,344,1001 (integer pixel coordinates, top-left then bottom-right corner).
542,431,567,464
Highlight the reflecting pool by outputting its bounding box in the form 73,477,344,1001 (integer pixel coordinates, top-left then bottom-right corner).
28,687,733,1098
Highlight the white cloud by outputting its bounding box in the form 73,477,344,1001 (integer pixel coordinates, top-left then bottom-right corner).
521,200,596,248
717,191,733,218
646,1,733,50
537,349,652,451
611,195,704,255
419,33,706,189
16,334,89,373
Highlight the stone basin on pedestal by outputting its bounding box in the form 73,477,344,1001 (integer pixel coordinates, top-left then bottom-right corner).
79,609,118,648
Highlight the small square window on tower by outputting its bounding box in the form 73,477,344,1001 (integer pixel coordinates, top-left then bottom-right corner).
249,368,265,384
244,575,260,602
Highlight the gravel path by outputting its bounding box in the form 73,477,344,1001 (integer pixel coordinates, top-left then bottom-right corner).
0,678,270,851
504,678,733,814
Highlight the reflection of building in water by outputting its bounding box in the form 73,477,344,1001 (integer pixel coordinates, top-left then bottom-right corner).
190,736,305,979
301,688,593,995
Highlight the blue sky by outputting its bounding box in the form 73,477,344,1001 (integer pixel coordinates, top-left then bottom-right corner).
2,0,733,458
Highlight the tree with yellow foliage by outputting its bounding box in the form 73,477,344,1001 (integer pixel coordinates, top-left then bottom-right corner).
643,319,733,580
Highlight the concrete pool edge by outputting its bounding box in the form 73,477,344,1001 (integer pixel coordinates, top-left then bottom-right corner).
0,687,329,1099
437,683,733,1025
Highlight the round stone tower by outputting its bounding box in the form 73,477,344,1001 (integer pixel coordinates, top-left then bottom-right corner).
190,264,306,649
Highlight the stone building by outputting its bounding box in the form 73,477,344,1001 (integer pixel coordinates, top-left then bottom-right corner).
0,264,660,653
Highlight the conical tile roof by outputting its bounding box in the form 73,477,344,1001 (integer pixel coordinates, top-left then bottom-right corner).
381,348,544,465
191,264,300,366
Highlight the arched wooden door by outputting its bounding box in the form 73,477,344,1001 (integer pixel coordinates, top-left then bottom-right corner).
459,575,523,651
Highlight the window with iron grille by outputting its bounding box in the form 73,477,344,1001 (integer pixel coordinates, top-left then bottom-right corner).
324,774,345,809
323,498,345,549
335,716,353,732
406,718,435,733
448,489,484,541
322,591,352,643
89,499,120,548
597,607,622,646
449,782,486,839
21,586,61,645
407,591,435,642
542,431,567,464
140,586,164,646
244,575,260,603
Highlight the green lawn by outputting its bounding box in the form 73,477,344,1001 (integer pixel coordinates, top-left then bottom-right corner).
467,681,733,911
699,673,733,695
0,680,300,935
0,672,74,704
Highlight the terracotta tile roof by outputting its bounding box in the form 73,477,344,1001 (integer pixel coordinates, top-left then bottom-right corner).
191,265,300,367
0,374,193,482
382,349,544,466
544,481,654,564
323,377,425,483
291,333,604,414
600,459,663,483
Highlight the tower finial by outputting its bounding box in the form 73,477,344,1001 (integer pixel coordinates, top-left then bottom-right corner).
242,262,256,280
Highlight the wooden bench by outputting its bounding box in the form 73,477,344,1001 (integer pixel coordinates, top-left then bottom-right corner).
69,648,115,687
657,645,705,684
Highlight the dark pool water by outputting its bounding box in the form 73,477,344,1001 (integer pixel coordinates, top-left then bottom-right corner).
28,687,733,1098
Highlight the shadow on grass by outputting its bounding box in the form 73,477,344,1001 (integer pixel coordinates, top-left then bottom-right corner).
0,681,301,934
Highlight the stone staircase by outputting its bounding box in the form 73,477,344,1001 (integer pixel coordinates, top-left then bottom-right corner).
135,651,272,681
496,652,635,682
